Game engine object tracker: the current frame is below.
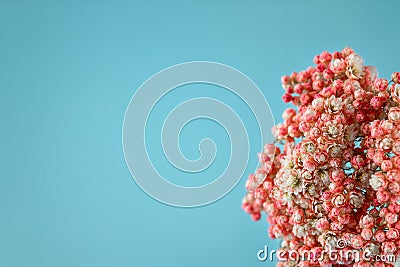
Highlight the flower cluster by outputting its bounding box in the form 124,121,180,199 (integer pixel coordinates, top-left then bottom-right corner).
242,47,400,266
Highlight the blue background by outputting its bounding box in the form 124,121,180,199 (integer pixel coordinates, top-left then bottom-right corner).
1,1,399,266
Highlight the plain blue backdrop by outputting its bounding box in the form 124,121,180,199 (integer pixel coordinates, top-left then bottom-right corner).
1,1,399,266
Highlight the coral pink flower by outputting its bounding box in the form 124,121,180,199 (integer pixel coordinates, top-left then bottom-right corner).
374,78,389,92
392,72,400,83
389,107,400,122
242,48,400,266
346,53,364,79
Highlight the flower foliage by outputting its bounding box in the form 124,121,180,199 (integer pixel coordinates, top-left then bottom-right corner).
242,47,400,266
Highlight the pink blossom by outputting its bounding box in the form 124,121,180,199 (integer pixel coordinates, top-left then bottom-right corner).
346,53,364,79
374,78,389,92
361,228,373,241
389,107,400,122
392,72,400,84
242,48,400,266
